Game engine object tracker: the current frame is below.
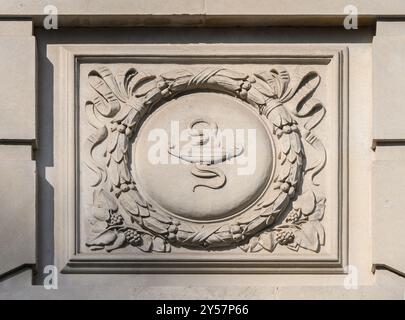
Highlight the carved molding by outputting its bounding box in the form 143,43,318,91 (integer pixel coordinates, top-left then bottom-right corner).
53,45,348,273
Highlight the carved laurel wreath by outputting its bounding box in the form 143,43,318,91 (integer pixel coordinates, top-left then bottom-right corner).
84,66,326,253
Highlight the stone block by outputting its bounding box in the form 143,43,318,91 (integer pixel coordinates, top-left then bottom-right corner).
51,44,348,274
0,146,36,275
372,153,405,274
373,21,405,142
0,21,35,140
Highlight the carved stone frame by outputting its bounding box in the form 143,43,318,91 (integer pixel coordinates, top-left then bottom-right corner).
52,44,348,274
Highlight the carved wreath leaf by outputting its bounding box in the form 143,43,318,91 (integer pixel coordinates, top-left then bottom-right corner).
119,190,150,218
85,70,151,192
293,221,323,252
138,234,153,252
293,189,316,216
86,229,118,248
105,232,126,252
152,236,167,252
258,231,277,252
90,189,119,234
309,197,326,221
239,236,260,253
240,230,279,253
85,66,160,221
282,195,326,252
134,233,171,253
254,67,290,99
253,67,326,188
250,190,326,253
254,110,303,217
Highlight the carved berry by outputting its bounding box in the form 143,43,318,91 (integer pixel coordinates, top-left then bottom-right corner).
282,125,292,134
247,75,256,83
161,88,170,97
111,122,118,131
232,233,243,241
242,82,251,90
275,128,283,138
125,127,132,136
157,80,168,90
230,225,242,234
117,124,126,133
281,182,290,192
239,90,248,99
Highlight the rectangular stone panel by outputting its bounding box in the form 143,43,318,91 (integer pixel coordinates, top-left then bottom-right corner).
372,147,405,274
373,32,405,142
0,21,36,140
0,146,36,275
52,44,348,273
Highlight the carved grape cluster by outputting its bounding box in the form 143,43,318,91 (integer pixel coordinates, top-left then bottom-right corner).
286,209,301,223
124,229,142,245
275,229,295,245
107,212,123,226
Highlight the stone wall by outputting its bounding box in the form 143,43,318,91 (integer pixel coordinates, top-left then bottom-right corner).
0,1,404,299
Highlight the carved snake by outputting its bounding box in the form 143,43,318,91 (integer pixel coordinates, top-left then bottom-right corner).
168,117,244,192
191,163,227,192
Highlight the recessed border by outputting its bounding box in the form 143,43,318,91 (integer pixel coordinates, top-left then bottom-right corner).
52,44,348,274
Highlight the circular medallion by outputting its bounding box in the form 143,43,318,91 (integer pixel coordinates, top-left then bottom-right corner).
134,92,274,222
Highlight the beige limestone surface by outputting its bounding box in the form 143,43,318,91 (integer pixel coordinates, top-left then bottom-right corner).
0,5,404,299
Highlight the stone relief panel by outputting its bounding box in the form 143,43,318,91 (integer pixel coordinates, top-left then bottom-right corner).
84,66,327,253
56,45,347,272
